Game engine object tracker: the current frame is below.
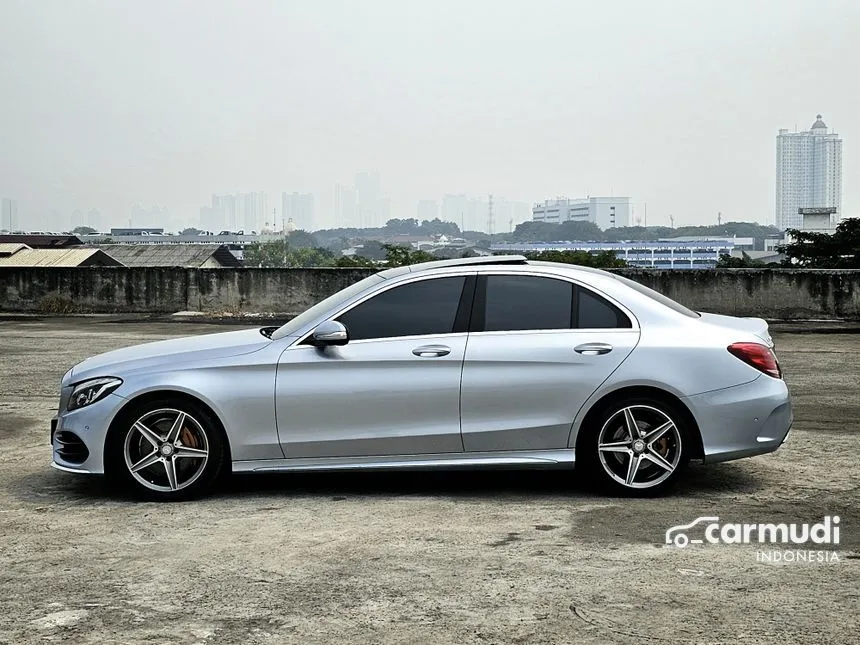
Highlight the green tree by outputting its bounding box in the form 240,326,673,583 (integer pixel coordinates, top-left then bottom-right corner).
419,218,460,236
716,252,765,268
287,229,320,249
72,226,97,235
431,247,478,260
180,227,203,235
383,244,436,267
356,240,388,260
522,250,627,268
334,255,377,267
780,218,860,268
384,218,420,234
557,221,604,241
244,240,336,267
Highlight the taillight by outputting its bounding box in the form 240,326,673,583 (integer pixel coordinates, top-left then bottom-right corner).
727,342,782,379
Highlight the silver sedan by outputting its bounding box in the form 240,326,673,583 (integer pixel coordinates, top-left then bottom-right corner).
51,256,792,500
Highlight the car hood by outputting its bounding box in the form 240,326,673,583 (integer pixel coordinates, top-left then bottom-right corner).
698,313,772,346
68,328,271,383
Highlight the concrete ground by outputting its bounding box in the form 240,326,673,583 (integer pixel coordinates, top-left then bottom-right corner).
0,317,858,644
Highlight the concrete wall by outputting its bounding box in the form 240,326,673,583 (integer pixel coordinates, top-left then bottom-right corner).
1,267,859,320
615,269,860,320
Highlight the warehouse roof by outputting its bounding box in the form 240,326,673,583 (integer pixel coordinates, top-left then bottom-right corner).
0,243,30,256
100,243,242,268
0,247,123,267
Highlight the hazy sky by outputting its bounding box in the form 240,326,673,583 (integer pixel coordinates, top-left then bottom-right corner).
1,0,857,231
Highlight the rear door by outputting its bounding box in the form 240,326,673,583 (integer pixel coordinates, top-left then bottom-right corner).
460,273,640,452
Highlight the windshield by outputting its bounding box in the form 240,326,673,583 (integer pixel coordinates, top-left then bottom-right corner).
612,274,701,318
270,274,385,340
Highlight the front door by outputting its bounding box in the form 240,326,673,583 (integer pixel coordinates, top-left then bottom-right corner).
460,274,640,452
275,274,473,459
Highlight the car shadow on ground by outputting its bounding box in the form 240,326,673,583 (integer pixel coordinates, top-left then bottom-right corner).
10,461,763,505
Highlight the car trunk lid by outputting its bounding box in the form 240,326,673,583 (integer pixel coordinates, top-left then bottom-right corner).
698,312,773,347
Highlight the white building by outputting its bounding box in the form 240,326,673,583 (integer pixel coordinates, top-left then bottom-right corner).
441,194,471,230
355,171,382,228
87,209,102,231
281,192,314,231
1,198,18,231
532,197,631,229
206,192,268,232
334,184,356,229
491,239,733,269
417,199,438,221
776,115,842,230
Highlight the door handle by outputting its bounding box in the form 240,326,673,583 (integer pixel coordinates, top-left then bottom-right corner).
574,342,613,355
412,344,451,357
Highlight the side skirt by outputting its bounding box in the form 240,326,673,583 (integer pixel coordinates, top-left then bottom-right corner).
232,449,576,473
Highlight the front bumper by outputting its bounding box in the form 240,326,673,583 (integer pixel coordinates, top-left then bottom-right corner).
50,392,127,475
683,375,792,463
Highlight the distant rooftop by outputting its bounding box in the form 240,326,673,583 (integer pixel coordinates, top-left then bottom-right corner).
99,243,242,268
0,243,30,257
0,247,122,267
0,234,83,248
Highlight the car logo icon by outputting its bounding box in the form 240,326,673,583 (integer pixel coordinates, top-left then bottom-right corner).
665,516,720,548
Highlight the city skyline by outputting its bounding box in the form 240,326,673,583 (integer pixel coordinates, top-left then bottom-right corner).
2,1,858,232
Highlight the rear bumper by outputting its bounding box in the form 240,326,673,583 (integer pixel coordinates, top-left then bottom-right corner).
683,375,792,463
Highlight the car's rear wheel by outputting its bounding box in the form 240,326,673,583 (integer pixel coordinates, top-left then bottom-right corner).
106,399,227,501
582,398,689,495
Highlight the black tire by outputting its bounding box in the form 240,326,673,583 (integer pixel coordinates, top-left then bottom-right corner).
578,397,690,496
105,397,228,501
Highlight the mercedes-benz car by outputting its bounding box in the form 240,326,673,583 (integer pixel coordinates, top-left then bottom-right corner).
50,255,792,500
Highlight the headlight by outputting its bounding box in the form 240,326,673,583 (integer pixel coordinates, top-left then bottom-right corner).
68,377,123,411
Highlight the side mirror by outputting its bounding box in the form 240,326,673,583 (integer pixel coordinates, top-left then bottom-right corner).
312,320,349,346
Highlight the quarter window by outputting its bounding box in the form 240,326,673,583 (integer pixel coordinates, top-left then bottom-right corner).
578,288,631,328
337,276,466,341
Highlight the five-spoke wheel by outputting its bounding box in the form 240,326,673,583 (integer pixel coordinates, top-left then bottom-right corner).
583,399,689,494
107,399,226,500
124,409,210,493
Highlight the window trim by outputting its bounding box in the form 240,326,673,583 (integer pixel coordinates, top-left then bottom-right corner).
293,271,477,347
468,271,638,334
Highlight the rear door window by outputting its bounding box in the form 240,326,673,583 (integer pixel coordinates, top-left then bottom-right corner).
475,274,632,331
481,275,573,331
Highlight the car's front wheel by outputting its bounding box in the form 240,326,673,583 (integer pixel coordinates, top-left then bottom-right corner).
581,398,689,495
106,399,227,501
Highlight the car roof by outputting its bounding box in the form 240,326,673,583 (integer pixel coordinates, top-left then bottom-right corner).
377,255,528,279
377,255,616,281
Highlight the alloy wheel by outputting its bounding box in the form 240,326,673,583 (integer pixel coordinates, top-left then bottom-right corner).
597,405,682,489
123,408,210,492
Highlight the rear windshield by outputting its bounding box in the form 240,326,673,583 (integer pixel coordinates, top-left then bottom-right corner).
612,274,700,318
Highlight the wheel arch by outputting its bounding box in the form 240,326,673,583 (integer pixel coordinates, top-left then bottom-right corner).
106,389,233,462
573,385,704,459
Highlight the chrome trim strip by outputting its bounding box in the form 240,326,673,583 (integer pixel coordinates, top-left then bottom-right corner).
232,449,575,473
